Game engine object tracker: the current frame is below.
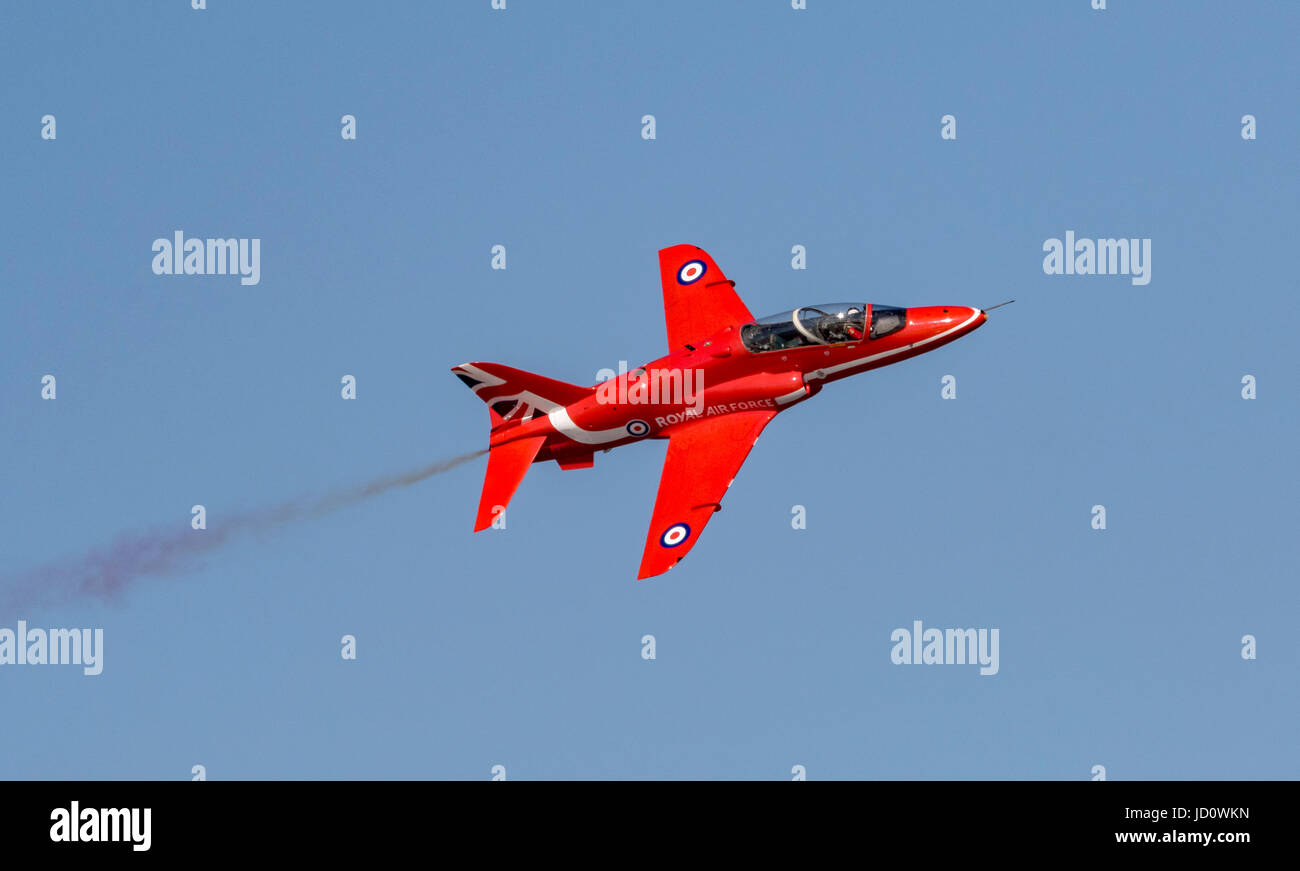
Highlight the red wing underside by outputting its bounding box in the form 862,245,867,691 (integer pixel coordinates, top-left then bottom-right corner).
637,410,777,580
658,244,754,351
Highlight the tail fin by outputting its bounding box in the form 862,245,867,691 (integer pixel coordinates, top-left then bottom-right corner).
453,362,591,531
451,362,591,429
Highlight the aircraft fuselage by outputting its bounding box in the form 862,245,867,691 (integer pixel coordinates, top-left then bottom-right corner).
489,304,987,466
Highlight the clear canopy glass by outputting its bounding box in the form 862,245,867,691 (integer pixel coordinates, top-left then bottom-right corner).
869,305,907,339
740,303,907,352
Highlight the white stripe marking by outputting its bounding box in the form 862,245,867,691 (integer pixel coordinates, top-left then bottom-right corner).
775,386,808,406
548,407,634,445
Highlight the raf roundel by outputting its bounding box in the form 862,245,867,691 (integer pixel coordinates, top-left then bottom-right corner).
626,419,650,437
677,259,707,285
660,523,691,548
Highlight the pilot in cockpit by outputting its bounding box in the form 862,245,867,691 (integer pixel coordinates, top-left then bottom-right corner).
819,306,865,343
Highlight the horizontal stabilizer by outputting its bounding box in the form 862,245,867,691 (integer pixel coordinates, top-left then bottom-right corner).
474,435,547,531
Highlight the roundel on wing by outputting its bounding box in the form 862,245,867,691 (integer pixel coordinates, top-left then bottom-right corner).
660,523,691,548
626,419,650,437
677,260,707,285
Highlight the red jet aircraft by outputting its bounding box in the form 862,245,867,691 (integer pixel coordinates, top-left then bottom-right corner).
454,244,990,579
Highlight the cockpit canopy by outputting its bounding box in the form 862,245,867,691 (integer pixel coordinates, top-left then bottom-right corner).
739,303,907,353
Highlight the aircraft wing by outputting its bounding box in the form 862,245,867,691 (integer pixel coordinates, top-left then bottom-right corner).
658,244,754,351
637,409,777,579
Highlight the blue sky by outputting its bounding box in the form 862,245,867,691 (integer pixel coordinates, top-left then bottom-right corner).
1,1,1296,780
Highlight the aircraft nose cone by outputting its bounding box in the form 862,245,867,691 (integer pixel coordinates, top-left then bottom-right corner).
948,306,985,331
912,306,984,331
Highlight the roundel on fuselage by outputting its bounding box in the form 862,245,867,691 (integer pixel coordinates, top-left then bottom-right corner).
677,260,707,285
626,419,650,437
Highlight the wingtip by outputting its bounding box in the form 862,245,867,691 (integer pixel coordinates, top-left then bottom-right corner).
636,558,678,581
